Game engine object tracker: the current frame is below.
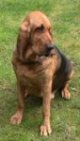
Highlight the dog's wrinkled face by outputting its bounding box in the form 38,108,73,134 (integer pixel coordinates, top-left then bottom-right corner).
18,11,54,62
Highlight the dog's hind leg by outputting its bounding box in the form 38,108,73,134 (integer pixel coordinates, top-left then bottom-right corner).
61,82,71,100
61,70,74,100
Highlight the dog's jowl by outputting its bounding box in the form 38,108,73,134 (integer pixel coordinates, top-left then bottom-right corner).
10,11,73,136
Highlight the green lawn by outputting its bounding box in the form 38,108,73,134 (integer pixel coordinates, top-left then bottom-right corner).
0,0,80,141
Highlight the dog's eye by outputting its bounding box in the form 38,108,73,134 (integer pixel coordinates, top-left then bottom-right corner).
35,24,45,33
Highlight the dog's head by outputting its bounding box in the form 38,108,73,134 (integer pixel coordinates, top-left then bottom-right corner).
17,11,54,62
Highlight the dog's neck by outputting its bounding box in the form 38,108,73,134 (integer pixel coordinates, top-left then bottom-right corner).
18,52,41,65
20,59,40,65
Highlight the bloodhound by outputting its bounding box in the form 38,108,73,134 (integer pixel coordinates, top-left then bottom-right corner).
10,11,73,136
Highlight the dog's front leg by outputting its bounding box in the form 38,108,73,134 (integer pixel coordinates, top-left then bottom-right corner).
40,80,52,136
10,81,26,125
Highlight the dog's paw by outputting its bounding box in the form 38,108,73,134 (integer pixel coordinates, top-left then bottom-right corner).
40,124,52,136
10,111,23,125
62,89,71,100
51,93,55,99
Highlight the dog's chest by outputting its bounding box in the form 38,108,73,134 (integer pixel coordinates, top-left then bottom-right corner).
18,65,48,96
16,57,56,96
25,73,44,96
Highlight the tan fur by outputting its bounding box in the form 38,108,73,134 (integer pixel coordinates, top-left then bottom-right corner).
10,11,72,136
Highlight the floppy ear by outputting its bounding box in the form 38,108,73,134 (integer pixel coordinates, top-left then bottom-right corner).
17,21,30,61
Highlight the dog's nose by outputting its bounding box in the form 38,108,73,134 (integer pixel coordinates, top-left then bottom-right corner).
44,44,54,56
47,44,54,51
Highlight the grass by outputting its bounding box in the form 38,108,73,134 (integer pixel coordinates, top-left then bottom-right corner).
0,0,80,140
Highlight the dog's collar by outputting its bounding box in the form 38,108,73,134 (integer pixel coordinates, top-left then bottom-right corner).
22,60,40,65
18,58,41,65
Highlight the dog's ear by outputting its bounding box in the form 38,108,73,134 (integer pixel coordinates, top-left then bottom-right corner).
17,21,30,61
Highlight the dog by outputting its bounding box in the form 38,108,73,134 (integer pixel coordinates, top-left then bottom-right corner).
10,11,73,136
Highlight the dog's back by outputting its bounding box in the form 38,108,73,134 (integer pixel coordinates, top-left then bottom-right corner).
52,46,73,92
